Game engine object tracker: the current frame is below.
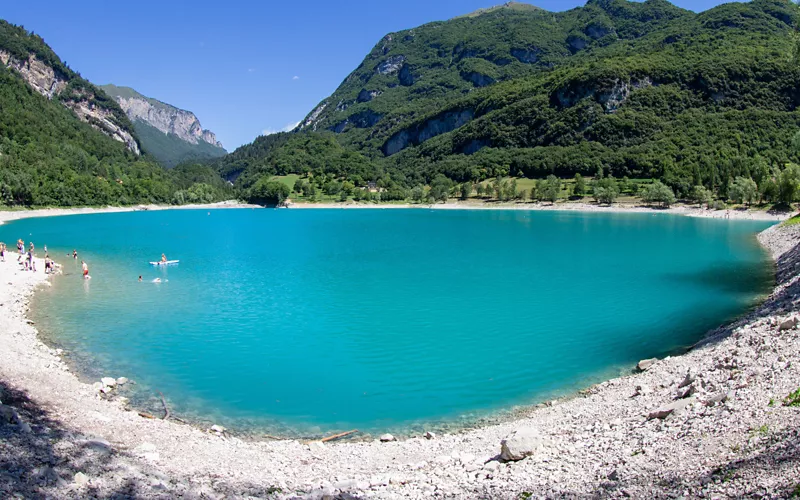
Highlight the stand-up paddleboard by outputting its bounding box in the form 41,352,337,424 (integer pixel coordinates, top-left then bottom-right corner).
149,260,179,266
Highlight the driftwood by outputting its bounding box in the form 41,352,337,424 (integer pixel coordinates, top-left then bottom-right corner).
264,434,283,440
158,392,170,420
321,429,359,443
138,412,155,419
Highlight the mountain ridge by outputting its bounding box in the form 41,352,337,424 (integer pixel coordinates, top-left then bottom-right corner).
101,84,226,168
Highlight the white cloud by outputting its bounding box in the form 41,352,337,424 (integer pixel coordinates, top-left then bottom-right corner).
292,75,300,80
262,121,301,136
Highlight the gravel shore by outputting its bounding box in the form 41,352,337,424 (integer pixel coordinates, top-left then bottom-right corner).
1,213,799,499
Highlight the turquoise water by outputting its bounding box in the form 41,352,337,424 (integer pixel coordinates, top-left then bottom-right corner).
6,209,774,435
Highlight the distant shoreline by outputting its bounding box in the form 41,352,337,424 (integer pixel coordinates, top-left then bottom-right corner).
0,200,790,225
286,200,792,221
0,200,259,225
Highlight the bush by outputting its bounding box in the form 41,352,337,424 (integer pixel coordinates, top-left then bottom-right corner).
711,200,727,210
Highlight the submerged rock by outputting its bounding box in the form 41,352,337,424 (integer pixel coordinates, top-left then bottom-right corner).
500,428,546,461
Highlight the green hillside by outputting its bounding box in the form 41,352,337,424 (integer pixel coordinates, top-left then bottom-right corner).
219,0,800,203
0,21,230,207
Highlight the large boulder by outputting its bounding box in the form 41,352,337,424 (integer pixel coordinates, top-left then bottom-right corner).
647,398,692,420
500,428,546,461
637,358,658,372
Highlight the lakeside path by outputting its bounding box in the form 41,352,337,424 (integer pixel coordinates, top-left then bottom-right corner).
0,209,799,498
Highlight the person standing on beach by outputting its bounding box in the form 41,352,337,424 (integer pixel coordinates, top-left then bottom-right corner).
0,242,5,262
81,260,89,279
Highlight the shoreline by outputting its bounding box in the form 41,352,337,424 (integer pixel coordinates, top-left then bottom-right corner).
1,211,799,497
286,200,792,221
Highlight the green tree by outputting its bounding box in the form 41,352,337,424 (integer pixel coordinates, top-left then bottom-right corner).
460,182,473,200
593,177,619,205
728,177,758,206
642,180,676,207
411,185,425,203
430,174,453,203
778,164,800,205
539,175,562,203
573,174,586,198
689,185,713,207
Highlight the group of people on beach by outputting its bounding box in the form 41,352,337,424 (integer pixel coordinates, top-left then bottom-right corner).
0,239,87,278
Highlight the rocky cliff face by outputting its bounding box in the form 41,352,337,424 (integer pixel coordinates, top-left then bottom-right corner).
0,50,140,155
105,87,223,149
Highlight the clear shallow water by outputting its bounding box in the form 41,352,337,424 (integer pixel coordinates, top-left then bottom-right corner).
5,209,774,435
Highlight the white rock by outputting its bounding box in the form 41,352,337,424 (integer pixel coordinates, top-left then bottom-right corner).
100,377,116,388
116,377,129,385
379,433,396,442
637,358,658,371
500,428,546,461
73,472,89,486
423,431,435,440
209,424,226,433
648,398,692,420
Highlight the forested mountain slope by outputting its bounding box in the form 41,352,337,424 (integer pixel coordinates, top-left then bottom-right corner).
221,0,800,200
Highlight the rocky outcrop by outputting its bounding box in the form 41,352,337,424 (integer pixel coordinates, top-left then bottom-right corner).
383,109,474,156
0,51,139,154
69,102,141,155
357,89,381,103
585,23,614,40
376,55,406,75
111,94,223,149
398,65,415,86
461,71,495,88
567,34,589,53
554,77,653,111
299,102,328,131
0,50,66,98
510,48,540,64
330,110,383,133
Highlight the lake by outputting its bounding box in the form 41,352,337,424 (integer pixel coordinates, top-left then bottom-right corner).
5,209,774,436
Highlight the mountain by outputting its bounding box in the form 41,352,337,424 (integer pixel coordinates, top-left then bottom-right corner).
0,22,140,155
101,84,226,169
220,0,800,201
0,20,232,206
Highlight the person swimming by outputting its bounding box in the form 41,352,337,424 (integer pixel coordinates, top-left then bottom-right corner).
138,275,142,282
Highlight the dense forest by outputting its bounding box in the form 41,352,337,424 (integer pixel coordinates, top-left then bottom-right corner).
217,0,800,206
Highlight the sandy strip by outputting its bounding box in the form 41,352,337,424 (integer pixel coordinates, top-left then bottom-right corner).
0,200,260,225
0,211,799,498
286,200,791,221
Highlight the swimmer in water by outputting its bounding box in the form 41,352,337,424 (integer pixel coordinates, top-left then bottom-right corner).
138,275,142,282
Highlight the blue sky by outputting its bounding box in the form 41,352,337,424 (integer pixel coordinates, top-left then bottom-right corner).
4,0,737,150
